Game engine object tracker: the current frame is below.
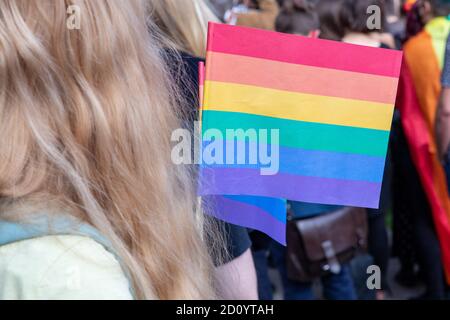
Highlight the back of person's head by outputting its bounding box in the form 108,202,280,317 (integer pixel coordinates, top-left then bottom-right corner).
276,0,320,35
403,0,449,41
148,0,220,58
341,0,386,34
405,0,428,40
0,0,217,299
316,0,346,40
429,0,450,17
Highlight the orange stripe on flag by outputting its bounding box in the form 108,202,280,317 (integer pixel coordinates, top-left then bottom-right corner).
206,51,399,105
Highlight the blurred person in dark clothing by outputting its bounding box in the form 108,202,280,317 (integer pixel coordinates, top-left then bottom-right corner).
339,0,393,299
340,0,396,47
404,0,432,41
385,0,407,48
270,1,357,300
316,0,347,41
437,36,450,162
437,35,450,210
270,205,358,300
318,0,395,47
250,231,275,300
400,0,450,299
276,0,320,36
392,0,435,294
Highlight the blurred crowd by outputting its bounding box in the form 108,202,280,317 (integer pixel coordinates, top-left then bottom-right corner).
203,0,450,300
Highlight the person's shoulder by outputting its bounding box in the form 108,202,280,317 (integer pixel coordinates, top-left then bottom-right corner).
404,30,431,52
0,235,133,299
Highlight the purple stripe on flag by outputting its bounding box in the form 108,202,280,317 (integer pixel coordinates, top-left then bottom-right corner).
199,167,381,209
204,195,286,245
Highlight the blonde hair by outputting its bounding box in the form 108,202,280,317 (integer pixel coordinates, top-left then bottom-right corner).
148,0,220,57
0,0,217,299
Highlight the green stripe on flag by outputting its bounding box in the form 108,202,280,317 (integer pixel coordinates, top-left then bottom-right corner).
202,110,390,157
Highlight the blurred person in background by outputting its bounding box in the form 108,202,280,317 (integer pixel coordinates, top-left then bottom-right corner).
209,0,235,19
392,1,426,292
437,36,450,164
270,0,358,300
436,35,450,210
341,0,395,47
316,0,381,300
0,0,222,299
247,231,275,300
390,0,431,295
339,0,393,299
404,0,450,138
276,0,320,36
401,0,450,299
225,0,280,30
385,0,407,48
316,0,346,41
405,0,435,41
148,0,258,300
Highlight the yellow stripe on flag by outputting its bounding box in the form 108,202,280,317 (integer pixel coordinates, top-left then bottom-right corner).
203,81,393,131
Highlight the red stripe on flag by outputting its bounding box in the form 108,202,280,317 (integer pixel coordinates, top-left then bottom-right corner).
207,22,402,78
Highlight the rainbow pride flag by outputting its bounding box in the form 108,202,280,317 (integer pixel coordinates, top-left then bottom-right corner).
199,60,288,244
202,195,287,244
199,23,402,210
400,17,450,282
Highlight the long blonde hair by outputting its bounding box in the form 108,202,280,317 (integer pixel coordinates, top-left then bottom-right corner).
0,0,217,299
148,0,220,57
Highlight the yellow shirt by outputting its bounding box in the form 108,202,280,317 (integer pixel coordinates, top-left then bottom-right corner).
0,235,133,300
